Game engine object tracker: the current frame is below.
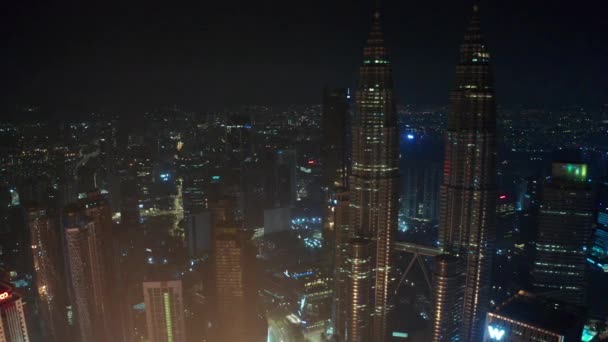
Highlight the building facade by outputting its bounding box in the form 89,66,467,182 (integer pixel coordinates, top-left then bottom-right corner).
483,291,584,342
345,238,372,342
431,255,464,342
347,11,399,341
332,190,351,339
63,191,116,342
24,205,65,341
531,162,594,306
433,6,497,342
0,282,30,342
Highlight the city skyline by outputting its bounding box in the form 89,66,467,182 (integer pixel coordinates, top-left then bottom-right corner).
0,1,607,342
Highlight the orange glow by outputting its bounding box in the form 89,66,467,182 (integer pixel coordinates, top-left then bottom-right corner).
0,291,9,301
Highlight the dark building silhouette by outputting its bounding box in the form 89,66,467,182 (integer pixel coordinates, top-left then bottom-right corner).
209,219,266,342
401,162,441,222
321,87,350,191
264,149,297,209
344,10,399,341
531,162,594,306
433,6,497,342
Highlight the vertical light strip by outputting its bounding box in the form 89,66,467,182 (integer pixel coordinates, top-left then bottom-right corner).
163,292,173,342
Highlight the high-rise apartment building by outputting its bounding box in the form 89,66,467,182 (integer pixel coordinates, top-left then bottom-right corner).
63,191,115,342
346,11,399,341
0,282,30,342
433,6,497,341
210,220,266,342
531,162,594,306
142,280,186,342
24,204,65,341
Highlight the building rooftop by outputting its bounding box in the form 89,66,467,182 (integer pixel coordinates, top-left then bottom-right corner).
493,290,584,335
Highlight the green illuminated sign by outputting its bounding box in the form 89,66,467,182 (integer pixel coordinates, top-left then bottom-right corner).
552,163,588,182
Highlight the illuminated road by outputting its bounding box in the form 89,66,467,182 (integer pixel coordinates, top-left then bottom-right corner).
267,311,304,342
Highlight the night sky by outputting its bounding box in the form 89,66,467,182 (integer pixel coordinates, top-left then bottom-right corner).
3,0,607,114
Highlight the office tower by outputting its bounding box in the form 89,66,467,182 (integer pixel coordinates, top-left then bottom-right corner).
433,6,497,341
483,291,584,342
322,87,350,284
24,205,65,341
531,162,594,306
210,220,266,342
63,191,115,342
186,211,212,259
347,11,399,341
0,282,30,342
120,179,141,230
264,149,297,209
124,144,154,205
182,177,206,216
345,238,372,342
142,280,186,342
431,255,464,342
331,190,351,339
321,87,350,190
401,163,441,222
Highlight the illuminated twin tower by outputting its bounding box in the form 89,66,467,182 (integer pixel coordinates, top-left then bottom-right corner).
333,5,497,342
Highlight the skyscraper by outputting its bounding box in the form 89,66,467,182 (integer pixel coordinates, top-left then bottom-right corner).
210,220,266,342
321,87,350,191
63,191,116,342
63,210,103,342
142,280,186,342
347,11,399,341
0,281,30,342
531,162,594,306
264,149,297,209
434,6,497,341
24,204,65,341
